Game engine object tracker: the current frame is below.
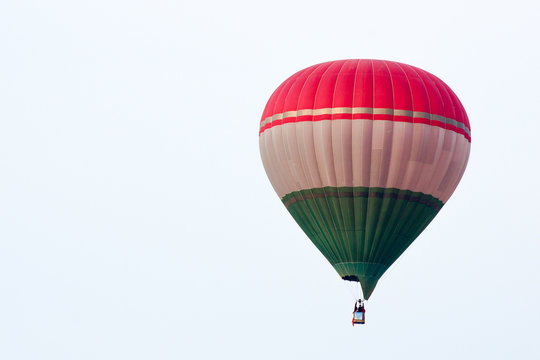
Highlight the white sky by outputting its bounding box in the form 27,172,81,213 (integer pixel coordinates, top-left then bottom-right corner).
1,0,539,359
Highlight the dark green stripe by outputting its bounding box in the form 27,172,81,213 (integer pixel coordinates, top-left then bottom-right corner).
283,186,443,211
281,186,443,299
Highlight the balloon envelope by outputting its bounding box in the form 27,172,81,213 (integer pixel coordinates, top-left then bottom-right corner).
259,59,471,299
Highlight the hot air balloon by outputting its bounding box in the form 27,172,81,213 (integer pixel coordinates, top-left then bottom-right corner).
259,59,471,302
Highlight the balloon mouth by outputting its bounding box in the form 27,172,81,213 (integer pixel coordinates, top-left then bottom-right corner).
342,275,360,282
342,275,379,300
334,262,389,300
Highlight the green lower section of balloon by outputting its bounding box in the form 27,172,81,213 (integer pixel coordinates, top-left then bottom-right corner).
282,186,443,299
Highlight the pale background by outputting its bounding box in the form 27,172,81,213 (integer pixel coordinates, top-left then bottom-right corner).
1,0,539,359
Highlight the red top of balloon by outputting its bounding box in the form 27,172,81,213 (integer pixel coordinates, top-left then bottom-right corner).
259,59,470,142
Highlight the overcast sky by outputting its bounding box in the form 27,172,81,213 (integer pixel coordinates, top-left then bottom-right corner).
1,0,539,359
